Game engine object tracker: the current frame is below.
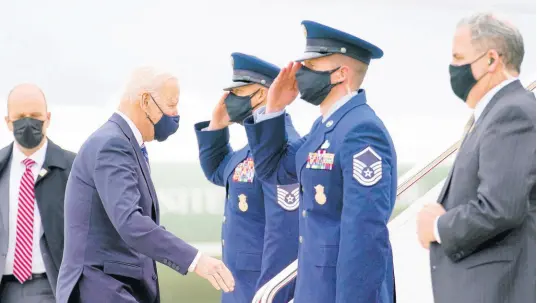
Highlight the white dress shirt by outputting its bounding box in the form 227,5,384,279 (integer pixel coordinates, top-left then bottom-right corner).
116,111,144,147
254,91,358,124
5,140,48,275
434,77,518,243
115,111,201,272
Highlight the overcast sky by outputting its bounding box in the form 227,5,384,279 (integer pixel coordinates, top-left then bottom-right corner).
0,0,535,164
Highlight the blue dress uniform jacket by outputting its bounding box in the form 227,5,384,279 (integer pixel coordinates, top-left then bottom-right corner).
194,113,300,303
244,91,397,303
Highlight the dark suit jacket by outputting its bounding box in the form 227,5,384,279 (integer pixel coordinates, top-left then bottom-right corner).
56,113,198,303
430,80,536,303
0,139,76,295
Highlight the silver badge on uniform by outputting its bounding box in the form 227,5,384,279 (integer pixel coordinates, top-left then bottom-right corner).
353,146,382,186
276,184,300,211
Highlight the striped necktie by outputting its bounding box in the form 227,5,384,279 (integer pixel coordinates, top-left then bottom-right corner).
13,158,36,283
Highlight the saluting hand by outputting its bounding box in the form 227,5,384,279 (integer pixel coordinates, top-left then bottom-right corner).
194,254,235,293
266,61,302,114
207,92,232,131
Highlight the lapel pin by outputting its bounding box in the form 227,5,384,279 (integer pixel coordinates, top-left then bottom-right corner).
39,168,48,177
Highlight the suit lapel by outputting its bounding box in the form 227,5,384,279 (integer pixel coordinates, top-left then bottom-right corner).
473,80,523,131
0,144,13,234
34,140,69,235
109,114,160,222
132,141,160,221
35,140,68,187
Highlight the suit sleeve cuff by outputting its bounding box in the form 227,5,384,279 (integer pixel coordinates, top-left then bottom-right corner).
188,252,202,272
434,216,442,244
254,106,285,123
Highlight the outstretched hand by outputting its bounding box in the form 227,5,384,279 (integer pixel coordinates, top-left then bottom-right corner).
194,254,235,292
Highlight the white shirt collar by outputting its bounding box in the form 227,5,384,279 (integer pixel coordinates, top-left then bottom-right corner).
12,139,48,168
116,111,144,147
474,78,517,122
322,91,358,123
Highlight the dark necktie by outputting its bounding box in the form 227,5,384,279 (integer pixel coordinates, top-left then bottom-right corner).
140,143,150,170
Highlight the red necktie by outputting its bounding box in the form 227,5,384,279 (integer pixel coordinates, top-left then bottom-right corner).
13,158,36,283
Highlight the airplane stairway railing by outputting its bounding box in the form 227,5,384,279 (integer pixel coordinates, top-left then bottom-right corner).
252,79,536,303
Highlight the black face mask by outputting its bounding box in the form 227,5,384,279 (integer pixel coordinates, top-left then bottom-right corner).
224,90,261,124
296,65,342,106
13,117,44,149
449,52,489,102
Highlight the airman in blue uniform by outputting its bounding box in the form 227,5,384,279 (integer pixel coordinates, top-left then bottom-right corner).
243,21,397,303
194,53,301,303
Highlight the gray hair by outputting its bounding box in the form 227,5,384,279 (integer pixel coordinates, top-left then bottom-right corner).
458,13,525,73
121,66,177,103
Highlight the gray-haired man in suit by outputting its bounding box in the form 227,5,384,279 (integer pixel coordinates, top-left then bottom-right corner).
56,67,234,303
416,13,535,303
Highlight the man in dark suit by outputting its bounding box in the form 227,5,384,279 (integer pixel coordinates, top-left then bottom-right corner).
0,83,76,302
417,13,535,303
56,67,234,303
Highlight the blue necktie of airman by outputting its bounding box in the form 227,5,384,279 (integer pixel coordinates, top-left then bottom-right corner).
140,143,150,171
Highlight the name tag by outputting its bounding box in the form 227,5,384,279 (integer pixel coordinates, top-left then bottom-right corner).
232,157,255,183
306,150,334,170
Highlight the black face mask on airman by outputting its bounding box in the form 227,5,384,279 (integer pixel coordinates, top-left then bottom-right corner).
13,117,44,149
224,90,261,124
295,65,342,106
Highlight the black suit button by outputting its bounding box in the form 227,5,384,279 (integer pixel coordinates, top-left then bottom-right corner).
152,274,157,281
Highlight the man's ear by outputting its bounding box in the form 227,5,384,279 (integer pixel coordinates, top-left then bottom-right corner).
332,65,349,84
253,87,267,107
257,87,267,101
5,116,13,132
140,92,150,111
487,49,502,73
43,112,51,130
